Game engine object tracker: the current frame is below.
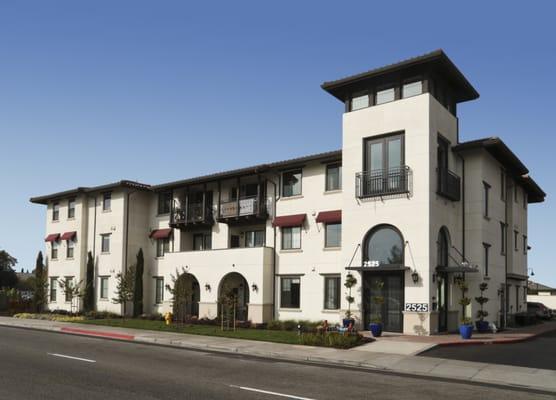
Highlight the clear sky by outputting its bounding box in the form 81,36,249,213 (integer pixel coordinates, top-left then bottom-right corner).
1,1,554,285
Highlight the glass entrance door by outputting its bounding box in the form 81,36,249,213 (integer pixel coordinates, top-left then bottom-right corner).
437,273,448,332
363,271,404,332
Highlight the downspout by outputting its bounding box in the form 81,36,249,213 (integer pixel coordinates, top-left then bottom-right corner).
458,154,466,259
269,176,280,320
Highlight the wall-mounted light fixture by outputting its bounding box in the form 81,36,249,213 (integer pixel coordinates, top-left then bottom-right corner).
411,269,419,284
251,283,258,292
205,283,211,292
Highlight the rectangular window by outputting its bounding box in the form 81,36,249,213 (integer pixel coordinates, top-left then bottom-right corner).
158,191,172,215
102,192,112,211
325,163,342,191
245,230,265,248
280,277,300,308
376,87,395,105
402,81,422,98
514,230,519,251
281,226,301,250
500,169,506,202
66,239,75,259
483,243,490,277
351,93,369,111
52,202,60,221
523,235,527,255
325,223,341,248
193,233,211,251
100,277,109,299
64,277,73,302
68,198,76,219
500,222,506,255
324,276,340,310
51,240,59,260
49,277,57,302
483,182,490,218
156,238,170,257
282,169,302,197
101,234,111,253
155,277,164,304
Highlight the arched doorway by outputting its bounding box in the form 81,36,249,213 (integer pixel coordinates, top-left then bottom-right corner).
437,227,451,332
362,224,405,333
218,272,249,321
172,273,200,322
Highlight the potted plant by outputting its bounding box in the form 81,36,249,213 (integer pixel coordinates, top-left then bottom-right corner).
343,273,357,328
457,279,473,339
475,282,490,333
369,280,385,337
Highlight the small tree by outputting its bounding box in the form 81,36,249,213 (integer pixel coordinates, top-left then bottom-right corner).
112,265,135,318
133,248,144,317
166,268,192,324
82,252,95,313
219,283,238,331
58,278,84,313
370,279,385,324
32,251,48,313
475,282,489,322
344,273,357,321
457,278,472,325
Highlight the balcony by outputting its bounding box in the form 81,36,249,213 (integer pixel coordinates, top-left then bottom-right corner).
218,196,268,225
170,201,214,230
356,166,411,198
437,168,461,201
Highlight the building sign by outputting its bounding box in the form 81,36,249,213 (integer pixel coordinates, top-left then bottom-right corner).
362,260,380,267
404,303,429,312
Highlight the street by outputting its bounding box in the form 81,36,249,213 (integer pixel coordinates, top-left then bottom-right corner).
0,327,552,400
421,330,556,370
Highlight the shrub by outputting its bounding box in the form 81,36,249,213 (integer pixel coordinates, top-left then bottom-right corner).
299,332,366,349
281,320,298,331
266,319,283,330
84,310,121,320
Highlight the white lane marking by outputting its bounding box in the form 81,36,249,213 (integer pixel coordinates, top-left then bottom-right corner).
47,353,96,363
229,385,316,400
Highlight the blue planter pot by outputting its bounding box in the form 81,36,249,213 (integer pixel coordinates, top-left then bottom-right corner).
459,324,473,339
342,318,355,328
369,322,383,337
475,320,489,333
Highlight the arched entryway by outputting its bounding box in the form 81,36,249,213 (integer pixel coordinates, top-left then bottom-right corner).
172,273,200,322
218,272,249,321
362,224,405,333
436,227,451,332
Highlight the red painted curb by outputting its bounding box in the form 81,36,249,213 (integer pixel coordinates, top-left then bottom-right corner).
61,327,135,341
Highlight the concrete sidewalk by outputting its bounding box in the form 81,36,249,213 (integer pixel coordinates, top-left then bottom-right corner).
1,316,555,394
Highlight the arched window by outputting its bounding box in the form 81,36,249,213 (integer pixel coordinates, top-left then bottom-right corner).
437,227,450,267
364,225,404,266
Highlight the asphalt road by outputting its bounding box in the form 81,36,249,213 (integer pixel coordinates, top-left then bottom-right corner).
421,330,556,370
0,326,552,400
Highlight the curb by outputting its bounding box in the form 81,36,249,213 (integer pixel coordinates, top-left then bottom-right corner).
60,327,135,341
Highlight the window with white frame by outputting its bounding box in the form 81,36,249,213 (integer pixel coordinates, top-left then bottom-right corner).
101,234,111,253
325,163,342,191
281,226,301,250
100,277,109,299
282,169,302,197
51,240,59,260
52,202,60,221
402,81,422,98
102,192,112,211
376,87,395,105
49,277,58,302
351,93,369,111
325,223,341,248
324,275,340,310
155,277,164,304
66,239,75,258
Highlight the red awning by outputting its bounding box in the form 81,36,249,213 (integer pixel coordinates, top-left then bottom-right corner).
61,231,77,241
44,233,60,242
316,210,342,224
272,214,306,228
150,228,173,239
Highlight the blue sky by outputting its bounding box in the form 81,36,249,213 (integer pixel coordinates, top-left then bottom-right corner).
1,1,554,285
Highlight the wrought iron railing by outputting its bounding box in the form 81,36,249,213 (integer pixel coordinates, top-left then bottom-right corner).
171,201,213,225
356,166,411,198
437,168,461,201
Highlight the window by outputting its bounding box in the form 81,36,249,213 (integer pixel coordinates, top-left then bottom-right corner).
500,222,507,255
100,277,109,299
245,230,265,248
101,234,111,253
362,133,405,196
281,226,301,250
193,233,211,251
514,230,519,251
500,169,506,202
158,191,172,215
483,243,491,277
51,240,59,260
483,181,491,218
49,277,57,302
156,238,170,257
376,87,395,105
523,235,527,255
364,225,404,265
325,163,342,191
325,223,341,248
52,202,60,221
324,276,340,310
402,81,422,98
155,277,164,304
351,93,369,111
68,198,76,219
64,277,73,302
66,239,75,259
280,277,300,308
437,227,450,267
282,169,302,197
102,192,112,211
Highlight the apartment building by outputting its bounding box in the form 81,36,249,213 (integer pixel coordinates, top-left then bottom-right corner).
31,50,545,335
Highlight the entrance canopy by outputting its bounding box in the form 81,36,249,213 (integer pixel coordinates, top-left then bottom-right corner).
346,265,409,272
436,265,479,274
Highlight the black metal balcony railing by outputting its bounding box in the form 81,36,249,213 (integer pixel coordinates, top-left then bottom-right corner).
171,201,213,226
219,196,264,219
356,166,411,198
437,168,461,201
